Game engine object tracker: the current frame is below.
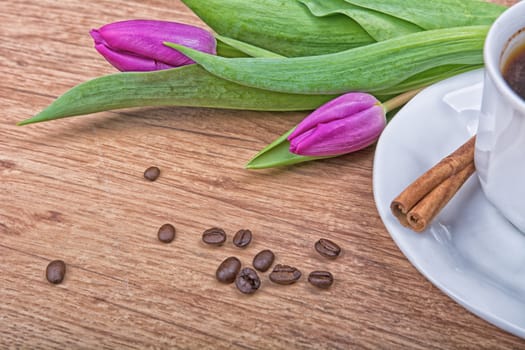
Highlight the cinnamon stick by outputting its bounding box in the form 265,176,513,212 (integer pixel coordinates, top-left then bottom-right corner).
407,162,475,232
391,136,476,232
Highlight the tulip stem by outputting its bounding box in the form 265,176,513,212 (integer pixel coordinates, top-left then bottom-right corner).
382,87,425,113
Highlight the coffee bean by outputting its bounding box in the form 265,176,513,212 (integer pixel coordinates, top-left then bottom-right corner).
252,249,275,272
157,223,176,243
144,166,160,181
233,229,252,248
269,264,301,285
216,257,241,284
46,260,66,284
314,238,341,259
308,271,334,289
202,227,227,245
235,267,261,294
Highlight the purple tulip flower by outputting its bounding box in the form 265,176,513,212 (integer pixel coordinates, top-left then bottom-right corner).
288,92,386,157
90,20,216,72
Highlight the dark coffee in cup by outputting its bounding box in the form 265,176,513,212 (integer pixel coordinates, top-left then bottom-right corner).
503,43,525,99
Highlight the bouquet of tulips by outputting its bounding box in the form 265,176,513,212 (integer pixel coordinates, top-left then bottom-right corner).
19,0,506,168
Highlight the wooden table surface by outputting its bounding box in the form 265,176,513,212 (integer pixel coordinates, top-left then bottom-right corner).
1,0,522,348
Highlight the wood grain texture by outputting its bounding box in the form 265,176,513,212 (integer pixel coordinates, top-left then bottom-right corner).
1,0,523,349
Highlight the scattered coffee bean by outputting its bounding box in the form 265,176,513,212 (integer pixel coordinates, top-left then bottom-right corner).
252,249,275,272
233,229,252,248
46,260,66,284
314,238,341,259
216,257,241,284
144,166,161,181
235,267,261,294
269,264,301,285
202,227,227,245
157,223,176,243
308,271,334,289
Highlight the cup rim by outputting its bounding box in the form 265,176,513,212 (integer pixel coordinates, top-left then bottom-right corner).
484,1,525,112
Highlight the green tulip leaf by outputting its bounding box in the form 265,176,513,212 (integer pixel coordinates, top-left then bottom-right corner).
246,128,328,169
181,0,374,57
18,65,336,125
344,0,505,30
215,35,285,58
298,0,421,41
165,26,487,96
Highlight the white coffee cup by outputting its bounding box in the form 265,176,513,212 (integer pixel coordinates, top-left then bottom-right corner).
475,1,525,233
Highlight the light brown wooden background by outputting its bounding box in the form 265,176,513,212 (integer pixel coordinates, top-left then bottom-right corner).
1,0,522,349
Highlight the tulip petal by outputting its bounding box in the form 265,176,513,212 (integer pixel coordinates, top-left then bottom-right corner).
93,42,174,72
288,92,379,139
289,105,385,156
93,20,216,69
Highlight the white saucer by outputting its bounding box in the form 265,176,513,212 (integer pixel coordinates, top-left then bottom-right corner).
373,69,525,339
